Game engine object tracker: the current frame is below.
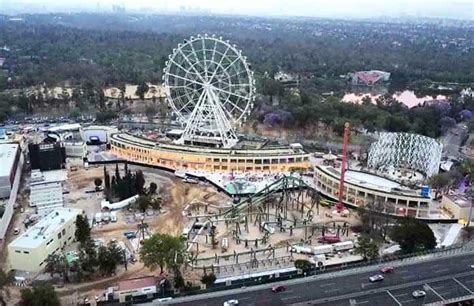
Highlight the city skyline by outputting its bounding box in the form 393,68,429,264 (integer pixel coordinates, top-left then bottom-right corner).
2,0,474,20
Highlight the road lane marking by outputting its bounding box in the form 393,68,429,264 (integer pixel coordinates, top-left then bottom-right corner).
453,277,474,294
424,283,445,301
320,282,336,287
386,290,402,306
281,295,300,301
324,289,339,293
393,293,408,297
356,300,369,304
437,268,450,273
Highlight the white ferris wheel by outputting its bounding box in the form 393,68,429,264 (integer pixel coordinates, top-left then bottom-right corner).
163,34,256,148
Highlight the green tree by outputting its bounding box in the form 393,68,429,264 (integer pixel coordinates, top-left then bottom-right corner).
45,253,68,281
136,82,150,100
390,218,436,254
354,235,379,260
429,173,450,199
137,195,150,212
294,259,313,271
20,284,60,306
140,233,186,273
97,241,123,275
149,182,158,194
69,108,81,120
75,215,91,244
200,273,216,287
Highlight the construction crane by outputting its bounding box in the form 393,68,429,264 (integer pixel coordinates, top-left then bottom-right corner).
337,122,350,213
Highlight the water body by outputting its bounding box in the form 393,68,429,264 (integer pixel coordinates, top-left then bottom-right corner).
342,90,447,108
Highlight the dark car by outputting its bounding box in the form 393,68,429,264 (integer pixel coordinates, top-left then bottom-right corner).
271,285,286,293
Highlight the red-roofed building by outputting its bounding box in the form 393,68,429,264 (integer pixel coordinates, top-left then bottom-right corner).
350,70,391,86
115,276,157,301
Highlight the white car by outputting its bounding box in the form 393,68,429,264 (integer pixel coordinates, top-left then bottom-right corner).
223,300,239,306
412,290,426,298
368,274,384,282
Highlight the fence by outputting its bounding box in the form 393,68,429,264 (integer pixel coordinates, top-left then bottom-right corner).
95,241,474,305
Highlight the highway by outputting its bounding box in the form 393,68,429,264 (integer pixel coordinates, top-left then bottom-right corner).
166,253,474,306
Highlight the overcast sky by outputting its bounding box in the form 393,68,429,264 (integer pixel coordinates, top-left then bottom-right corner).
4,0,474,20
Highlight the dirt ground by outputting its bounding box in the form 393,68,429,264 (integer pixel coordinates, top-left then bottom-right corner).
1,164,230,305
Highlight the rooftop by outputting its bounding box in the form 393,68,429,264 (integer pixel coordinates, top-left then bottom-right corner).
112,133,308,157
0,143,19,178
319,166,421,196
9,208,81,249
118,276,156,291
446,194,471,208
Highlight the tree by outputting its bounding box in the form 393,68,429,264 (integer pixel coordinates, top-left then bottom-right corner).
140,233,186,273
294,259,313,271
354,235,379,260
429,173,450,199
97,241,123,275
44,253,68,281
75,215,91,244
200,273,216,287
149,182,158,194
137,195,150,212
104,166,111,190
20,284,60,306
390,218,436,254
79,238,98,273
69,108,81,120
94,178,103,190
134,170,146,194
136,82,149,100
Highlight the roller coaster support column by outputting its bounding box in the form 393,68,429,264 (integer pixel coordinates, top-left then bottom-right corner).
337,122,350,213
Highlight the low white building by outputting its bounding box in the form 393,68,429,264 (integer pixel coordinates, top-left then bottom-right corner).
29,181,64,216
8,208,82,272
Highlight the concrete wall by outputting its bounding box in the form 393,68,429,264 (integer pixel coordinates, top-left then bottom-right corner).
0,154,24,240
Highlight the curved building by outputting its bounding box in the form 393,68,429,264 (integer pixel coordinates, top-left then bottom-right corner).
110,133,310,173
367,132,442,178
314,165,444,220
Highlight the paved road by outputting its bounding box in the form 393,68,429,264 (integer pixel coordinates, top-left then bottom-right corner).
442,123,467,159
167,253,474,306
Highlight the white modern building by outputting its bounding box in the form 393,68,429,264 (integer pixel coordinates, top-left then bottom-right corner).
8,208,82,272
29,181,64,216
0,143,21,199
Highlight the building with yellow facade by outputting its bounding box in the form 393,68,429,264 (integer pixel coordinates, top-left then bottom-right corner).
110,133,310,173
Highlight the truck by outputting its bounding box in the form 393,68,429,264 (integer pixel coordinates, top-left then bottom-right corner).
333,241,354,252
312,245,334,255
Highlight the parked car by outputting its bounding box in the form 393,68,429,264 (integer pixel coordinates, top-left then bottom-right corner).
223,300,239,306
412,290,426,298
271,285,286,293
380,266,394,273
123,231,136,239
13,228,20,235
368,274,384,282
